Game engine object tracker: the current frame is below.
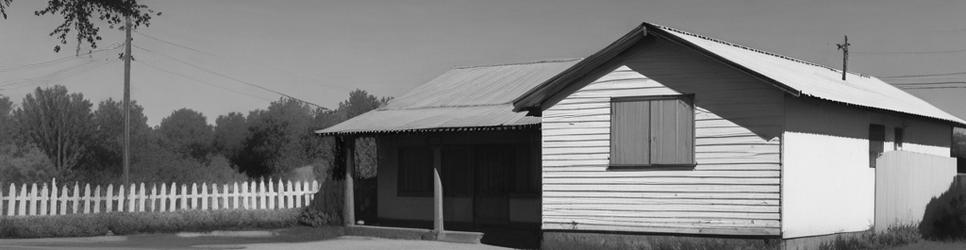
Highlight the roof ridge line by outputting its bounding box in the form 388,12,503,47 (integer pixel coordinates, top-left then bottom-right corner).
454,58,582,69
653,24,871,79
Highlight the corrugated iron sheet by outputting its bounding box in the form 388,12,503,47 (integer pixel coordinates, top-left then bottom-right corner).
658,25,966,125
316,59,579,135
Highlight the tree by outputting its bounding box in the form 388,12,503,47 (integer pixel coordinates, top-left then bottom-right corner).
213,112,247,160
0,95,14,145
337,89,390,120
158,108,213,162
0,0,159,53
239,98,317,177
14,85,95,175
85,98,150,172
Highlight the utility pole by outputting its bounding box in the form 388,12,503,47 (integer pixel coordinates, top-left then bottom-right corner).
122,16,132,185
836,35,850,81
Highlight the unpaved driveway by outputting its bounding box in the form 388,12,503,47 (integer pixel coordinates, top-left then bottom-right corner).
0,227,508,250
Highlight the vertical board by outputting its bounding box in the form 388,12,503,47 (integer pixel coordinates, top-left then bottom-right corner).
874,151,957,231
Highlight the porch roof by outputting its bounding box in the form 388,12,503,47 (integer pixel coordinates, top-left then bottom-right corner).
316,59,579,136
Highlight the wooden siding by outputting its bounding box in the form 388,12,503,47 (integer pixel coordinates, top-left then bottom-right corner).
542,37,784,236
874,151,957,232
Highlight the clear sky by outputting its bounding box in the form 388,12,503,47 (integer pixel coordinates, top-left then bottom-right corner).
1,0,965,126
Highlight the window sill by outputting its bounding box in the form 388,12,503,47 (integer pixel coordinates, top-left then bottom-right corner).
607,164,697,171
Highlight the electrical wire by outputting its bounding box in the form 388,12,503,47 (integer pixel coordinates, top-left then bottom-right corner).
131,45,327,109
134,59,275,102
0,57,117,91
0,44,121,73
854,48,966,55
133,31,357,91
880,71,966,79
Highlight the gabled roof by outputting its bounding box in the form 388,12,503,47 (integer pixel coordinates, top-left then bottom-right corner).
315,59,580,136
513,22,966,125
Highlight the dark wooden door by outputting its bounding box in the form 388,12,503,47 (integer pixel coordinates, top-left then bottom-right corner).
474,145,514,225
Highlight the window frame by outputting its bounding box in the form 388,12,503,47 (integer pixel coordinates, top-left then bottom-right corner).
608,94,696,169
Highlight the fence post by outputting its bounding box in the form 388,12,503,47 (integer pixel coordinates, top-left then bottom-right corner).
27,183,37,216
170,183,178,211
221,183,229,210
210,184,219,210
240,181,248,210
128,183,136,212
59,185,68,215
266,179,275,210
159,183,167,212
82,184,91,214
283,180,291,209
256,179,264,210
106,184,115,213
92,185,101,214
6,184,15,216
117,184,125,213
40,182,49,216
150,184,157,212
200,183,208,210
72,183,80,214
48,180,56,215
132,183,140,212
232,182,239,210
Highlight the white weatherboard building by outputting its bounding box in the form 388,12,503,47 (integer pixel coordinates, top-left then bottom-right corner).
319,22,964,249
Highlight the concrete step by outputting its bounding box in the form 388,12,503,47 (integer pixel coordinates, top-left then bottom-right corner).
345,225,483,244
439,230,484,244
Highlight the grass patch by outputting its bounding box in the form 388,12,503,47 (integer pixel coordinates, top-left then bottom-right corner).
0,209,300,238
819,225,921,250
542,231,780,250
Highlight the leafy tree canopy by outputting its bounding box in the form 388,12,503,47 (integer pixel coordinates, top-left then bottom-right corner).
158,108,213,161
14,85,95,175
0,0,159,53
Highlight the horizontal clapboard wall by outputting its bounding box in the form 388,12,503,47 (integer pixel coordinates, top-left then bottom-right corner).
542,40,785,236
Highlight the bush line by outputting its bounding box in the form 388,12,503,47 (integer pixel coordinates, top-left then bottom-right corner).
0,209,300,238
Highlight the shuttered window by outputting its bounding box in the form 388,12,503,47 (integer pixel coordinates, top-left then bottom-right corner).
869,124,885,168
610,96,694,166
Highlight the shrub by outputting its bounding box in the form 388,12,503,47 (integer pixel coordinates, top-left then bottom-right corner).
298,179,344,227
818,225,921,250
919,176,966,240
0,209,299,238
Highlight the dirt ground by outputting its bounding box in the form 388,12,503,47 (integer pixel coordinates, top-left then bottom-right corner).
0,227,508,250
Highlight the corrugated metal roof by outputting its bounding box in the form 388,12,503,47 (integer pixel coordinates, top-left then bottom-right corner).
316,59,579,135
656,25,966,125
513,22,965,125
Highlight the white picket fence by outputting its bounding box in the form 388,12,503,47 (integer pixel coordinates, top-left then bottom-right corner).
0,179,319,216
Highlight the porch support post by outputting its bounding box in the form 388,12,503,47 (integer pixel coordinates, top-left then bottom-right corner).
432,146,444,237
343,136,356,226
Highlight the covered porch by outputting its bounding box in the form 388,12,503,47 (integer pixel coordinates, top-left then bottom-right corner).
333,127,541,247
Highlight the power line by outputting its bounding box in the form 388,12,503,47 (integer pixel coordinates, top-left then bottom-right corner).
131,45,327,109
880,71,966,79
892,81,966,86
132,31,357,91
0,44,121,73
854,48,966,55
0,51,116,88
0,58,118,91
900,86,966,90
134,59,276,102
133,31,216,56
